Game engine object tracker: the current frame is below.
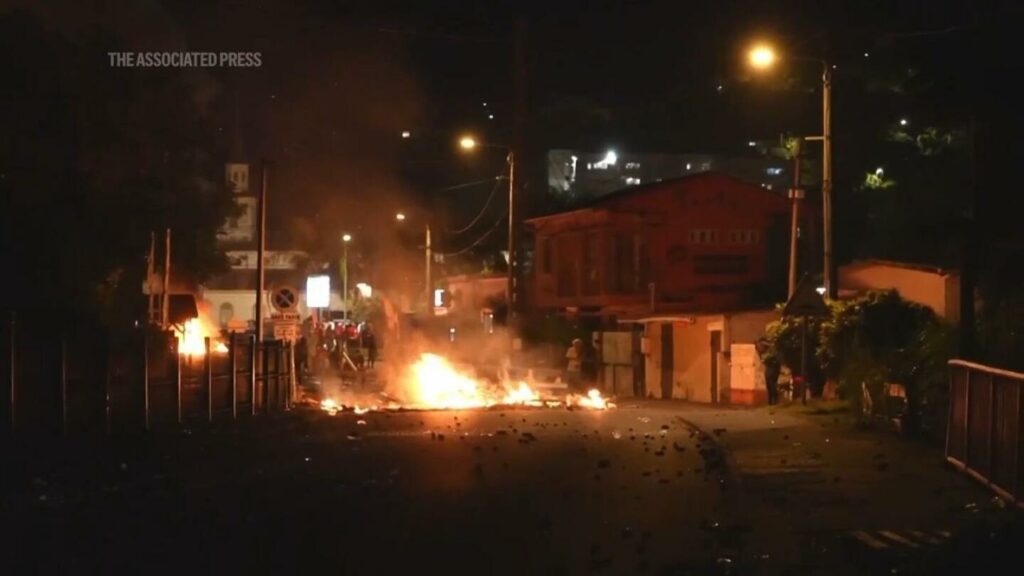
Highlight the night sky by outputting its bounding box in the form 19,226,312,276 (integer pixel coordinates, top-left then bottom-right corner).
4,0,1021,259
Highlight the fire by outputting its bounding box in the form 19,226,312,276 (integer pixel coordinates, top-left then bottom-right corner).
405,353,491,409
502,382,543,407
175,317,229,356
321,398,340,415
176,318,207,356
318,353,616,415
567,389,615,410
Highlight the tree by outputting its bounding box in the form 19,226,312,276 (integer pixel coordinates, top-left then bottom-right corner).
0,11,236,326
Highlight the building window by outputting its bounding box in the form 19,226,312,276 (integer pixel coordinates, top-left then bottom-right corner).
607,234,636,294
688,229,719,244
635,234,651,291
556,237,574,298
540,237,552,274
218,303,235,327
728,230,761,244
582,234,600,296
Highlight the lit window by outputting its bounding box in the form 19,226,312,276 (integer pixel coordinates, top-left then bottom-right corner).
766,167,783,176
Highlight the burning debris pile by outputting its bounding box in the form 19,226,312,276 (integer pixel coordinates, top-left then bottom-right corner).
175,317,229,356
320,352,615,414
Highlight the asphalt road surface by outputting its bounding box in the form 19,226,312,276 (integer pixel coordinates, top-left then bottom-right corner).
2,403,1015,575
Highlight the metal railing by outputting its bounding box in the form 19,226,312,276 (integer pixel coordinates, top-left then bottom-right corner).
946,359,1023,507
2,322,296,435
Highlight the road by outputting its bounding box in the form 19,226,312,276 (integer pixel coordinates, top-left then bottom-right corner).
1,402,1014,575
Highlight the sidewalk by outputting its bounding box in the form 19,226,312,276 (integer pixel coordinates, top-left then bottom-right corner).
669,401,1015,575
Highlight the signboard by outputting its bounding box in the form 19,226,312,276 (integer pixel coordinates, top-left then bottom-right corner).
306,275,330,308
271,286,299,312
273,322,299,342
271,312,301,322
782,275,829,318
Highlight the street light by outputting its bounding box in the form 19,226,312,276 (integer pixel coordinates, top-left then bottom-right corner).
341,233,352,320
396,212,432,313
748,42,834,298
458,134,516,318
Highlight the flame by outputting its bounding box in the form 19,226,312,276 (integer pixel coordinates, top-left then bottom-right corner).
502,382,543,407
175,317,229,356
568,389,615,410
405,353,491,409
321,398,340,415
176,318,207,356
319,353,616,415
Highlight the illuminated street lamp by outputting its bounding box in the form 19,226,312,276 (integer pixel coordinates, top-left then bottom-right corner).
396,212,432,312
458,134,517,317
748,42,834,298
341,233,352,320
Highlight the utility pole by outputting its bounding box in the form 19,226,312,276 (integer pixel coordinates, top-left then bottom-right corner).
788,140,804,298
821,63,834,299
425,224,432,312
509,16,527,320
506,151,515,317
162,228,171,327
255,162,268,343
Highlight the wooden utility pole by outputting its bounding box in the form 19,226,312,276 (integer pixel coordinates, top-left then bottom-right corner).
255,162,268,344
509,16,528,319
162,228,171,327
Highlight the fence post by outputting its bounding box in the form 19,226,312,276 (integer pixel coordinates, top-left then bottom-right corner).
963,367,971,468
249,335,257,416
105,334,112,435
176,337,183,424
263,341,270,416
143,330,150,431
287,342,295,410
230,335,237,420
9,312,15,433
205,337,213,422
60,334,68,435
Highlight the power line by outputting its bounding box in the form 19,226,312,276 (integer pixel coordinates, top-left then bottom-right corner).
436,176,506,192
445,170,504,234
437,211,507,257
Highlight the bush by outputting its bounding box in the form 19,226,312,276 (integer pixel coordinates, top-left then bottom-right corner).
762,290,953,437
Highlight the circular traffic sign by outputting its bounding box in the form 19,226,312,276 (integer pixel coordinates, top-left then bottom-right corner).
271,286,299,312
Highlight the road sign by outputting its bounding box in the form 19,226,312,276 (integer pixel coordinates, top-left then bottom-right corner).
273,322,299,342
782,275,829,318
271,312,301,322
271,286,299,312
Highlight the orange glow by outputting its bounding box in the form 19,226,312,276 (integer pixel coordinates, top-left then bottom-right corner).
175,316,228,356
319,353,616,415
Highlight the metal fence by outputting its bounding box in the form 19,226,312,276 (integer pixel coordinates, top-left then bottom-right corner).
946,359,1023,507
2,320,295,436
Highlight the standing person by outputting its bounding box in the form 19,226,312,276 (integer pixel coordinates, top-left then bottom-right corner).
759,340,780,405
565,338,583,390
363,324,378,369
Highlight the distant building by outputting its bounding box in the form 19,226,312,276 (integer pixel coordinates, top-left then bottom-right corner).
525,172,796,321
199,157,325,330
838,260,962,323
548,148,812,204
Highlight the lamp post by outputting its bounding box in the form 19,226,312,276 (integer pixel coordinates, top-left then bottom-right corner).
749,43,834,298
341,233,352,320
458,135,516,318
396,212,433,312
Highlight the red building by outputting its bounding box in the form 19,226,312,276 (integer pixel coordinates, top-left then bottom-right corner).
526,172,795,320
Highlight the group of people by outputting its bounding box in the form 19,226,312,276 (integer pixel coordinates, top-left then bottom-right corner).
296,320,378,377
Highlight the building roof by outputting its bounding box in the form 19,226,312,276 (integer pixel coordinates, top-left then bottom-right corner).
840,259,959,277
526,171,786,225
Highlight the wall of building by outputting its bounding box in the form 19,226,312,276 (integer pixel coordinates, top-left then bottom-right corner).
200,289,345,327
530,173,791,314
838,263,961,322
